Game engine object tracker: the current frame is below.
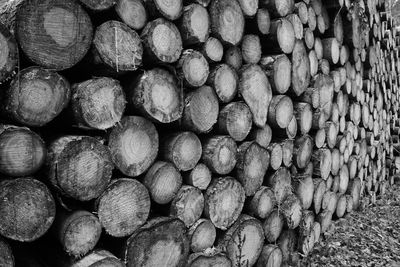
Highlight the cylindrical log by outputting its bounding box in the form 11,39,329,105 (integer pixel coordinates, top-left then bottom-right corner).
0,178,55,242
162,132,202,171
177,49,209,87
204,176,245,230
53,210,101,257
263,209,284,243
312,148,332,179
187,251,231,267
322,38,340,64
241,34,262,64
71,77,125,130
16,0,93,70
260,54,292,94
292,40,310,96
313,178,326,214
188,219,216,252
281,194,302,229
179,4,209,45
170,185,204,227
224,46,242,70
256,244,283,267
260,0,294,17
144,0,183,20
268,95,294,129
182,86,219,133
70,249,124,267
265,167,291,204
183,163,212,190
281,139,294,167
293,171,314,210
207,64,238,103
124,217,189,267
218,102,252,141
0,125,46,177
256,8,271,35
249,123,273,149
143,161,182,204
2,66,71,127
236,141,270,196
246,186,276,219
293,135,313,169
294,102,313,135
0,24,17,84
335,194,347,218
116,0,147,30
202,135,237,175
278,229,297,264
262,18,295,54
108,116,158,177
141,18,182,63
202,37,224,62
266,142,283,170
47,136,113,201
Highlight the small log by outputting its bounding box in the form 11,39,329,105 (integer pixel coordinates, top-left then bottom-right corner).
202,135,237,175
313,178,326,214
80,0,115,11
312,148,332,179
292,40,310,96
70,249,124,267
204,177,245,230
295,2,308,24
162,131,202,171
278,229,297,264
144,0,183,20
308,6,317,31
96,178,150,237
0,178,55,242
241,34,262,64
238,0,258,17
256,244,283,267
16,0,93,70
219,215,264,267
263,209,284,243
293,135,313,169
239,64,272,127
108,116,158,177
293,170,314,210
309,50,319,77
347,177,362,210
259,54,292,94
335,194,347,218
182,86,219,134
304,27,315,49
207,64,238,103
218,102,252,141
281,194,302,229
298,210,315,237
203,37,224,62
0,125,46,177
236,141,270,196
294,102,313,135
183,163,212,190
281,139,294,167
124,217,189,267
260,0,294,17
317,210,332,233
287,14,303,40
319,59,330,75
188,219,216,252
143,161,182,204
53,210,101,257
339,165,349,194
256,8,271,35
47,136,113,201
141,18,182,63
246,186,276,219
313,221,321,244
187,250,231,267
170,185,204,227
2,66,71,127
224,46,242,70
209,0,245,45
322,38,340,64
177,49,209,87
93,20,143,73
265,167,291,204
331,148,340,176
267,142,283,170
298,87,320,109
0,24,17,84
262,18,295,54
249,123,272,149
116,0,147,30
268,95,294,129
0,237,13,267
179,4,209,45
71,77,125,130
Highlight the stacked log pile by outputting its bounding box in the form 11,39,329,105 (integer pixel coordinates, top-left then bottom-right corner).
0,0,397,266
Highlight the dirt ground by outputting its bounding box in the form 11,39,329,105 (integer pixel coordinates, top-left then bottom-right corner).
300,183,400,267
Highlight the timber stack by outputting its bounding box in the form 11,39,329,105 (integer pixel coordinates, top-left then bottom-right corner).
0,0,397,266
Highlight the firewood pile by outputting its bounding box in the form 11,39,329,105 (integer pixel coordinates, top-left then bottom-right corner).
0,0,397,266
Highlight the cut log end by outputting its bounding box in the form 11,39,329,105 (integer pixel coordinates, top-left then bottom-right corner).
170,185,204,227
0,24,18,84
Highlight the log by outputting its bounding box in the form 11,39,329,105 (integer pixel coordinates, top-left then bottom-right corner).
188,219,216,252
162,131,202,171
170,185,204,227
313,178,326,214
260,0,294,17
47,136,113,201
203,37,224,62
347,177,362,210
108,116,159,177
93,20,143,73
281,194,302,229
16,0,93,70
317,210,332,233
0,178,55,242
141,18,182,63
143,161,183,204
335,194,347,218
144,0,183,20
179,4,209,45
293,135,313,169
262,209,284,243
267,142,283,170
224,46,242,70
207,64,238,103
239,64,272,127
262,18,295,54
322,38,340,64
268,95,294,129
249,123,273,149
219,215,264,267
218,102,252,141
0,125,46,177
298,210,315,237
313,221,321,244
53,210,101,257
278,229,297,264
295,2,308,24
80,0,115,11
183,163,212,190
312,148,332,179
241,34,262,64
187,250,231,267
2,66,71,127
299,87,320,109
287,14,303,40
238,0,258,17
71,77,125,130
69,249,124,267
210,0,245,45
204,176,245,230
124,217,189,267
0,237,13,267
304,27,315,49
294,102,313,135
309,50,319,77
265,167,291,204
292,40,311,96
96,178,150,237
182,86,219,133
281,139,294,167
246,186,276,219
260,54,292,94
256,244,283,267
177,49,209,87
256,8,271,35
116,0,148,30
339,165,349,194
293,169,314,210
236,141,270,196
0,24,17,84
202,135,237,175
